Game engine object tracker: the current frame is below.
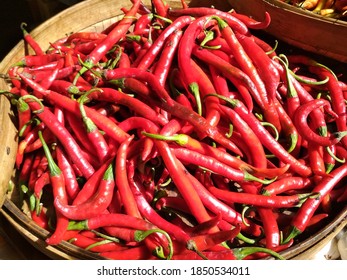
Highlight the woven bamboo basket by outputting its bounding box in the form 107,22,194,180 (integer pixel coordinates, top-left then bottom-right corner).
227,0,347,63
0,0,346,260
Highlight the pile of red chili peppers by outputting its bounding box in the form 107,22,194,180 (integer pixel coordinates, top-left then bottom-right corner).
2,0,347,260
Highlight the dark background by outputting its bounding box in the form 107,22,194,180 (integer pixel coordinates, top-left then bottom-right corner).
0,0,83,60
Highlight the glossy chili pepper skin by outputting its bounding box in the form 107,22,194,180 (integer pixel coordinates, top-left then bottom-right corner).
6,0,347,260
54,163,115,220
37,130,69,245
284,163,347,242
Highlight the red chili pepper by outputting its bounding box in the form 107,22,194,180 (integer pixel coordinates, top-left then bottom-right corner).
18,93,95,179
15,90,32,137
230,11,271,29
115,135,142,217
38,130,69,245
293,98,345,147
85,87,168,126
24,127,55,154
262,176,311,196
171,146,272,184
74,0,141,82
103,68,243,156
168,7,249,35
56,144,80,201
136,15,192,70
210,94,312,177
187,171,262,236
28,151,44,193
72,158,113,206
236,33,280,100
30,209,49,230
78,90,111,162
17,152,35,204
49,79,81,96
174,227,241,259
309,66,347,149
212,16,269,107
172,246,284,260
192,45,257,111
153,29,183,86
65,31,107,44
308,142,327,176
68,232,124,253
54,162,115,220
100,245,151,260
127,160,192,244
219,104,267,168
15,53,62,67
284,163,347,242
152,0,170,17
33,170,50,198
209,186,314,208
188,60,222,127
18,73,130,145
67,213,173,259
272,97,299,154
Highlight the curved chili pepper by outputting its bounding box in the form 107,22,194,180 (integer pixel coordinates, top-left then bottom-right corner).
168,7,249,35
170,146,273,184
56,144,80,201
309,66,347,149
127,161,192,244
30,208,49,230
72,158,113,206
18,93,95,179
54,162,115,220
209,94,312,177
152,0,170,17
308,142,326,177
73,0,141,83
18,73,130,144
293,98,345,147
176,16,223,125
212,16,269,107
68,232,123,253
283,163,347,242
230,11,271,29
84,87,168,126
38,130,69,245
116,116,214,225
136,15,192,70
272,97,299,154
33,170,50,199
78,90,111,162
15,92,32,138
237,33,280,101
187,171,262,237
219,104,267,168
192,45,257,111
67,213,173,259
15,53,62,67
174,227,241,259
209,186,315,208
153,29,183,86
103,68,243,156
261,176,311,196
115,134,142,217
